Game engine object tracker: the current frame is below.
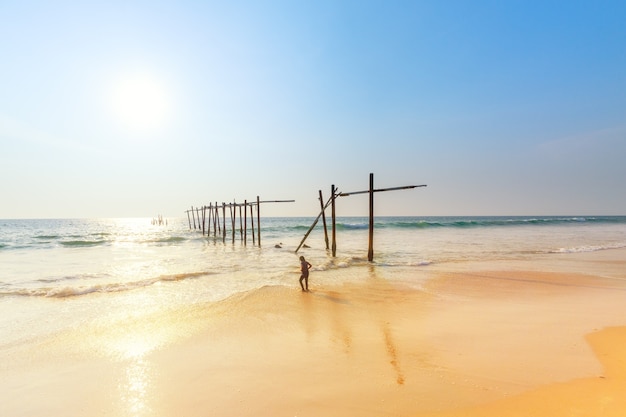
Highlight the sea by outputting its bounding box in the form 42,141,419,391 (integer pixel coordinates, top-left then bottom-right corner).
1,216,626,351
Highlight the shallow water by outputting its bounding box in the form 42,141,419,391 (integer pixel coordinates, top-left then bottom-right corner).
1,216,625,349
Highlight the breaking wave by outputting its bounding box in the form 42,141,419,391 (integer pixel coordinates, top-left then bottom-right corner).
549,242,626,254
0,272,212,299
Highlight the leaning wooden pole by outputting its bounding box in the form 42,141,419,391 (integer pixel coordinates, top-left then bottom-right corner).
319,190,329,250
186,210,192,229
191,206,197,230
295,192,336,253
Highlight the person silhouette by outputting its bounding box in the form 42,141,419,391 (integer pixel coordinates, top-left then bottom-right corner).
299,255,312,292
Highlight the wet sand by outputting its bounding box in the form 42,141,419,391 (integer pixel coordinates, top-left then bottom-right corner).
1,249,626,416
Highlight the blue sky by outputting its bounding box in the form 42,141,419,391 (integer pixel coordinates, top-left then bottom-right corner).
1,1,625,218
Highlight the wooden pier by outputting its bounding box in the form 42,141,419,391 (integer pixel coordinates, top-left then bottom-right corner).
185,197,294,247
186,173,425,261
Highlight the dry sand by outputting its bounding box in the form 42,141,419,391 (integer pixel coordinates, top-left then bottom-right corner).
2,249,626,416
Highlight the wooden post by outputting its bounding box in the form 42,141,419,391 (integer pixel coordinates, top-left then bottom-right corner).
239,204,243,241
319,190,329,250
191,206,197,230
257,196,261,247
250,203,256,245
222,203,226,242
207,204,213,236
186,210,191,229
213,201,222,236
243,200,247,246
202,206,206,236
231,202,236,244
331,184,337,257
368,173,374,262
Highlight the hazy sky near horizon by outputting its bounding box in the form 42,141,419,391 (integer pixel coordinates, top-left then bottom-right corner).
1,1,625,218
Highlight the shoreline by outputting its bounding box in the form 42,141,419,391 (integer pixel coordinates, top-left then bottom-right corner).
1,248,626,416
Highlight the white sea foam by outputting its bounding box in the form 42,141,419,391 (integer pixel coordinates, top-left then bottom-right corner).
550,242,626,254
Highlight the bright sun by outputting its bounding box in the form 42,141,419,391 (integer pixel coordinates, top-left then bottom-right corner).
109,72,170,133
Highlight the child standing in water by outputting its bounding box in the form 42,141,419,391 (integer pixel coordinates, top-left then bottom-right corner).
299,256,312,292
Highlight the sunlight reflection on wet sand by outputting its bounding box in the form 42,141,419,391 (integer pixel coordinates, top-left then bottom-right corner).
120,358,152,416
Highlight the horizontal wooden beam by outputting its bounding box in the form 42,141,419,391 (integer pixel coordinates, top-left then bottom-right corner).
339,184,426,197
185,199,295,212
256,200,296,204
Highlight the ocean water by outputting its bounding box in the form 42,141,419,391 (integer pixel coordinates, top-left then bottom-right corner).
1,216,626,350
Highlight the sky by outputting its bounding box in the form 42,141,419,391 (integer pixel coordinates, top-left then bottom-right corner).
1,0,625,218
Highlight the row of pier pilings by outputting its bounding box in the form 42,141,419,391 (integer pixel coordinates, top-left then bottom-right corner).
185,196,294,247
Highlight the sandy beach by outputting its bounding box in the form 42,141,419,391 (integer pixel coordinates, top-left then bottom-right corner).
2,248,626,417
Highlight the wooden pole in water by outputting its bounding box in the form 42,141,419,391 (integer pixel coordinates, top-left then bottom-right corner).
339,176,426,262
186,210,191,229
295,192,335,253
202,206,206,236
243,200,247,246
319,190,329,250
191,206,197,230
239,204,243,241
214,204,219,236
206,204,213,237
222,203,226,242
250,203,256,245
215,202,220,236
231,202,236,244
257,196,261,247
331,184,337,257
368,173,374,262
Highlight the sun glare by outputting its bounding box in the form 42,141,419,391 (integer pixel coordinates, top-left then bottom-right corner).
109,72,171,133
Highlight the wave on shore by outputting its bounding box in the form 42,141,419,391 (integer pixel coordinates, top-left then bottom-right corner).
0,271,212,299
